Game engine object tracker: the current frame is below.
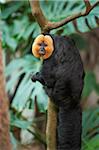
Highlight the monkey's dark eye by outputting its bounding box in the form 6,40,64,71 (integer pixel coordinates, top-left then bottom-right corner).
38,43,41,46
44,44,47,47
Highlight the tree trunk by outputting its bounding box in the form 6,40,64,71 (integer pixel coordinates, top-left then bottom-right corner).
0,33,11,150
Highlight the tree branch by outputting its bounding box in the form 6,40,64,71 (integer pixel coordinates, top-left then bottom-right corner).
29,0,50,33
48,0,99,31
29,0,99,33
0,33,12,150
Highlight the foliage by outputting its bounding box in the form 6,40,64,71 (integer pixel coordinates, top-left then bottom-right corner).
1,1,99,51
41,0,99,34
10,107,99,150
6,55,48,112
0,0,99,148
82,71,99,98
10,109,46,147
82,107,99,150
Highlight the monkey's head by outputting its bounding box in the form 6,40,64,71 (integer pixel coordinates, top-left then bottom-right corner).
32,34,54,59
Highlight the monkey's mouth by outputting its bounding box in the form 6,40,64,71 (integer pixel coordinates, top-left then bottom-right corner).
39,48,46,55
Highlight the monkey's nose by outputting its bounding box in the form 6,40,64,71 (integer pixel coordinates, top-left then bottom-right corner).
39,47,46,55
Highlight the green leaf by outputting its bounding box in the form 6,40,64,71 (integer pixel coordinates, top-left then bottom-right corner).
23,23,34,40
94,83,99,95
8,55,47,112
30,82,48,112
11,119,32,129
82,108,99,150
11,77,34,112
70,34,87,50
1,1,24,19
10,132,18,149
82,72,96,98
76,17,89,32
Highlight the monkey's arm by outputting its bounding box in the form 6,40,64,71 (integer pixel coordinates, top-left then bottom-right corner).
31,72,45,85
46,99,58,150
31,72,55,88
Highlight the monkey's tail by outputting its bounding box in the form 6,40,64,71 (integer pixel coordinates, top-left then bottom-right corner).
57,105,82,150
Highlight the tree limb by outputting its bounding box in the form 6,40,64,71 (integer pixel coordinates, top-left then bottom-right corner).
29,0,99,33
29,0,50,33
0,33,11,150
48,0,99,31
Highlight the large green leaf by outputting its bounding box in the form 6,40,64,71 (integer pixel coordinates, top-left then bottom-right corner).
6,55,48,112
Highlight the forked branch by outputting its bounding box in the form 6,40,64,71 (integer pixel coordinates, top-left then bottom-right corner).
29,0,99,33
29,0,49,32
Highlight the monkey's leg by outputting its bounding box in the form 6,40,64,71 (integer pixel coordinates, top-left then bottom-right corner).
46,99,58,150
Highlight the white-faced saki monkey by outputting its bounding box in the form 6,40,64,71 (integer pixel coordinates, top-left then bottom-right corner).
31,34,85,150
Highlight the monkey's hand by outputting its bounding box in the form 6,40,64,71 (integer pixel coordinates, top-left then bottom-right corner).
31,72,45,85
31,72,38,82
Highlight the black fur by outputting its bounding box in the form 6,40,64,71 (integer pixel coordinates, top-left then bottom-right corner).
31,35,85,150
